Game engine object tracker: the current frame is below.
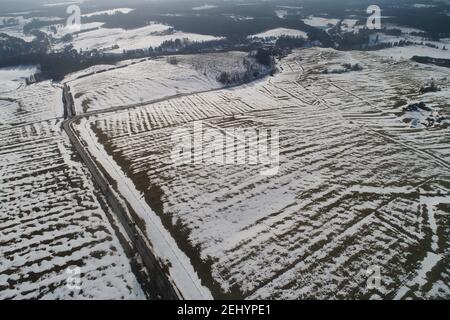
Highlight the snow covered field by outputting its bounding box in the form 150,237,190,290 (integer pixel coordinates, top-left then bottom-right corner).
0,65,40,94
0,82,145,299
51,23,221,53
372,45,450,60
0,15,61,42
0,81,61,130
82,8,134,18
303,16,340,29
71,48,450,299
67,52,263,114
0,16,37,42
250,28,308,39
192,5,218,11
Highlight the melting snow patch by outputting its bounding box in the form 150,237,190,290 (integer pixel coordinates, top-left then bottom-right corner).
275,10,288,19
400,102,446,128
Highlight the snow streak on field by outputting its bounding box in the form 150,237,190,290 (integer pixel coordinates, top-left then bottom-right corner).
0,82,144,299
76,48,450,299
